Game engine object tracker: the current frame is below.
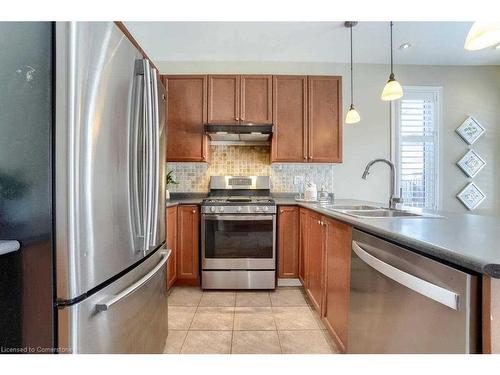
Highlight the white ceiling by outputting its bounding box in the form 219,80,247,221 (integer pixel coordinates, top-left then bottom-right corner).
125,22,500,66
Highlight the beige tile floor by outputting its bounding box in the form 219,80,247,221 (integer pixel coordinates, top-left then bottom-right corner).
164,286,339,354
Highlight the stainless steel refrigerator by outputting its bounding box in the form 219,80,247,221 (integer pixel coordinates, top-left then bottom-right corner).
0,22,169,354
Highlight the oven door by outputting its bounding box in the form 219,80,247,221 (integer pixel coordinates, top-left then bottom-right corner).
202,214,276,270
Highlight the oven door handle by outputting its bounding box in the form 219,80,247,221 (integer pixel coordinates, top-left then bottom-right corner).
203,214,274,221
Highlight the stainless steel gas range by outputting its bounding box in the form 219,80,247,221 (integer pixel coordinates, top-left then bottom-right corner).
201,176,276,289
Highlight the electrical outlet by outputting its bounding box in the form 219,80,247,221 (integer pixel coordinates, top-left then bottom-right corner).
294,175,305,186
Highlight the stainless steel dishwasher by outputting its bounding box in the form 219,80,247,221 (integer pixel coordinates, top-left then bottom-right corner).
348,229,479,353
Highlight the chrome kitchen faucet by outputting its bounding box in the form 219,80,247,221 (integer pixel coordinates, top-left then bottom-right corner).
362,158,403,209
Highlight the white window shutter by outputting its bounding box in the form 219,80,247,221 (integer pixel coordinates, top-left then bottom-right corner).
395,89,439,209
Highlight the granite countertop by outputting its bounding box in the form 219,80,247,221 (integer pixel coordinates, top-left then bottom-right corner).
274,195,500,278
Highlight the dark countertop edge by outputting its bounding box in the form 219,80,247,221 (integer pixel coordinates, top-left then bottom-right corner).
275,198,498,278
166,192,207,207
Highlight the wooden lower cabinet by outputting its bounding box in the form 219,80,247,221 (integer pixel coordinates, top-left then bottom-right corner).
305,210,325,313
322,217,352,353
295,207,352,352
176,205,200,285
277,206,300,278
166,206,178,289
298,208,309,285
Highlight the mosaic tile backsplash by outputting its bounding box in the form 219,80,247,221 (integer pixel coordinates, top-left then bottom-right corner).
166,145,334,193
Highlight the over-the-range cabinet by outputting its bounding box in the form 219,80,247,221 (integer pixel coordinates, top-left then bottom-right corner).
207,74,273,124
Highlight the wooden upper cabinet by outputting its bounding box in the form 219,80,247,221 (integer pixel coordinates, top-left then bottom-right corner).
305,210,325,313
176,205,200,285
164,75,207,162
323,217,352,353
208,75,240,124
272,76,308,162
166,206,178,289
240,75,272,124
277,206,300,278
308,76,342,163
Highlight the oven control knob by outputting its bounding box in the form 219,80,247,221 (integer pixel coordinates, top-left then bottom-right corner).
237,206,242,212
210,207,216,213
263,206,269,212
219,207,224,213
255,206,260,212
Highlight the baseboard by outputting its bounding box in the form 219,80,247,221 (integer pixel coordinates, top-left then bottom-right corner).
277,278,303,287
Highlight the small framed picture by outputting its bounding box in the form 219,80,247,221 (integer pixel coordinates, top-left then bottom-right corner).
456,149,486,178
455,116,485,145
457,182,486,210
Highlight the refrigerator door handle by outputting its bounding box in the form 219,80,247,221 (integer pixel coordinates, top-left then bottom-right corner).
130,61,145,243
150,68,160,247
352,241,460,310
142,60,154,253
95,248,171,312
0,240,21,256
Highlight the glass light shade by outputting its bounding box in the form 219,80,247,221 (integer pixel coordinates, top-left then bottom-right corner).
345,106,361,124
381,78,403,101
464,22,500,51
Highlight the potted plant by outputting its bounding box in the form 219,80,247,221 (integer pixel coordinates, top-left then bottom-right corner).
165,170,178,200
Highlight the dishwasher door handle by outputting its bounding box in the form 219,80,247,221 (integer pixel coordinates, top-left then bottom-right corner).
352,241,460,310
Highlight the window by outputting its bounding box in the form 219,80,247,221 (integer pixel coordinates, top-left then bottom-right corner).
393,87,440,210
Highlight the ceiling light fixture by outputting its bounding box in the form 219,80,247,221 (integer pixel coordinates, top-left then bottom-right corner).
344,21,360,124
381,21,403,101
399,42,411,50
464,22,500,51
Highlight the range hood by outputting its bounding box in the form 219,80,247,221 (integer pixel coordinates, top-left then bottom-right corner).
205,123,273,146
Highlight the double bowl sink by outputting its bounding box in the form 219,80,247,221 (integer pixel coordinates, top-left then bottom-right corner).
321,205,442,219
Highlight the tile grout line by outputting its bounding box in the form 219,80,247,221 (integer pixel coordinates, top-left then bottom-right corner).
178,287,202,354
229,291,236,354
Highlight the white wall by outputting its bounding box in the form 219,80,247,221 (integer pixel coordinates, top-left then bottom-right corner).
158,61,500,216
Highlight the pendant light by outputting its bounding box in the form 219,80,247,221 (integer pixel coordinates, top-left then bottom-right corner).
464,22,500,50
345,21,361,124
381,21,403,101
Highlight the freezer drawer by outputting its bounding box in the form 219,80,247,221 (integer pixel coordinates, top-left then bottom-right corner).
58,248,170,354
348,230,479,354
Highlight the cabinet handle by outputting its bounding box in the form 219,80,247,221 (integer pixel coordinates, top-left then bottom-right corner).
280,210,284,213
234,117,239,121
192,209,196,213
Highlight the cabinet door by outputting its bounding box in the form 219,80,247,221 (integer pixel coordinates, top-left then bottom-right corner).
307,76,342,163
323,217,352,353
166,206,178,289
208,75,240,124
176,205,200,285
272,76,308,162
164,75,208,162
277,206,300,278
240,75,272,124
305,210,325,313
299,208,309,285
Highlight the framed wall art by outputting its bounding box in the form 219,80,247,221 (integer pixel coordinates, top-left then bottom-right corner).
456,182,486,210
455,116,485,145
